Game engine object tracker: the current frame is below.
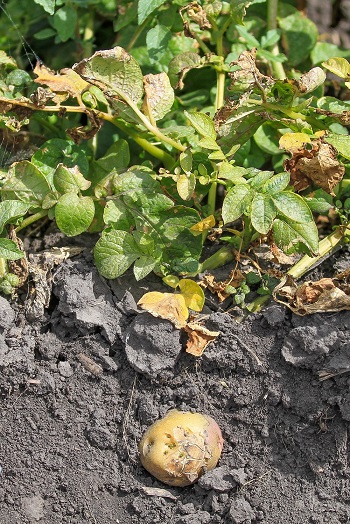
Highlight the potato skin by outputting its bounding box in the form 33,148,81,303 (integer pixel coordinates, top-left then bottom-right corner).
139,410,224,487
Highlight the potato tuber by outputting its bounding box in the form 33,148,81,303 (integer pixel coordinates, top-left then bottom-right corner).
138,410,224,487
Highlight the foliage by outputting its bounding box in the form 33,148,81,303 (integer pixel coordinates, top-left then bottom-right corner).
0,0,349,300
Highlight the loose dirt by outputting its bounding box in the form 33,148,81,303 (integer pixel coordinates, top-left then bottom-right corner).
0,232,349,524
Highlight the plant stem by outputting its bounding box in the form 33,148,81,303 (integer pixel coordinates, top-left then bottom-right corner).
287,225,349,280
198,245,235,273
0,257,7,278
241,216,254,252
15,209,49,233
125,16,151,52
266,0,286,80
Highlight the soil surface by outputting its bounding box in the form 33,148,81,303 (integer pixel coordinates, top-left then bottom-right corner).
0,227,349,524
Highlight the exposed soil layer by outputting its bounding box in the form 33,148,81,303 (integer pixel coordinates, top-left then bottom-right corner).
0,235,349,524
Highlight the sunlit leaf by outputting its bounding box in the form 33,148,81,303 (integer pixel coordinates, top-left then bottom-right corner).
190,215,215,236
55,194,95,236
138,291,188,329
142,72,174,121
178,278,205,311
184,111,216,139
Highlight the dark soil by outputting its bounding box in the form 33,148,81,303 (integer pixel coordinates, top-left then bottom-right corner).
0,228,350,524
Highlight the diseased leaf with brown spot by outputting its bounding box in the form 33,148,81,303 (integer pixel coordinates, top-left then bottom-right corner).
273,271,350,315
137,291,189,328
229,48,273,90
200,269,245,302
34,63,90,101
284,139,345,194
185,322,220,357
315,108,350,126
142,73,174,122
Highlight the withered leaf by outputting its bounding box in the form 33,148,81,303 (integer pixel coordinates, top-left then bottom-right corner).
273,272,350,315
229,48,273,89
34,62,90,102
284,139,345,194
67,109,101,143
185,322,220,357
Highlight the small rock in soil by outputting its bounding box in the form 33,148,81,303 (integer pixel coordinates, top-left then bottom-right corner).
198,466,238,492
262,303,286,326
85,426,116,449
58,360,74,378
124,313,182,378
228,496,255,523
21,493,45,522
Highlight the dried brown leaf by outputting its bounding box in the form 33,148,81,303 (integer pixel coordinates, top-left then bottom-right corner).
34,62,90,102
273,273,350,315
184,322,220,357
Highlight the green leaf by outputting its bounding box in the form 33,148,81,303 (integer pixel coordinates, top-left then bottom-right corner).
222,184,253,223
251,194,276,234
198,137,220,150
2,161,51,205
90,139,130,186
229,0,253,25
278,9,318,67
177,173,196,201
146,25,172,63
218,163,247,183
180,149,193,174
0,238,24,260
33,0,55,15
168,52,202,88
53,164,91,194
322,57,350,79
235,25,260,48
249,170,274,189
262,172,290,194
325,134,350,160
103,200,134,231
52,6,77,42
55,194,95,236
317,96,350,113
184,111,216,140
0,200,30,234
254,124,281,155
138,0,167,24
142,72,174,121
94,229,140,279
133,256,158,281
32,139,89,181
272,218,319,255
311,43,350,66
73,47,144,104
304,197,332,214
272,192,314,223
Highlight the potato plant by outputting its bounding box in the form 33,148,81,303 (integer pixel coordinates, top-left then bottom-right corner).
0,0,349,297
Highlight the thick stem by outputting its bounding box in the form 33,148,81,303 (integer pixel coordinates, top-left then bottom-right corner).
287,226,349,280
266,0,286,80
198,245,235,273
240,216,255,252
15,209,49,233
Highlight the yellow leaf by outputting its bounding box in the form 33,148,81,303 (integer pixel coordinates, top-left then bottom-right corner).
178,279,205,312
177,173,196,201
162,275,180,289
34,63,90,101
279,132,312,152
137,292,188,329
190,215,215,236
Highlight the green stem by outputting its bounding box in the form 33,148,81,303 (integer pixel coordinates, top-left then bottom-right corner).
247,98,326,130
0,257,7,279
198,245,235,273
125,16,151,52
266,0,286,80
15,209,49,233
109,118,175,170
241,216,255,252
287,225,349,280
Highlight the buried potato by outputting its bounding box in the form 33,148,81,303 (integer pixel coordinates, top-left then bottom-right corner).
138,410,224,487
